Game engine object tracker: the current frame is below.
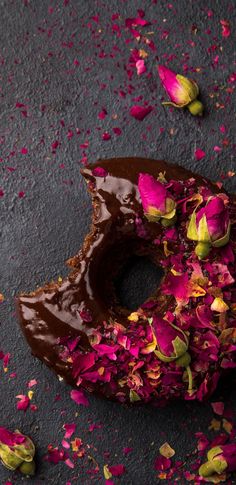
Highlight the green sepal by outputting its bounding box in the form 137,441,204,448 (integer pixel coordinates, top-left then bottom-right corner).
175,351,191,367
188,99,203,116
207,446,223,461
177,74,199,102
212,222,230,248
195,242,211,259
172,336,188,358
199,458,227,478
129,390,141,402
0,444,22,470
154,349,176,363
187,211,198,241
19,459,36,476
161,214,177,227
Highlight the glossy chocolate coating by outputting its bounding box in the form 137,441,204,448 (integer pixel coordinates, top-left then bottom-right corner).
17,158,219,391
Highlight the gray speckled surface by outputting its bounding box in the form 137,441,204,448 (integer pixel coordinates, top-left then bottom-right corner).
0,0,236,483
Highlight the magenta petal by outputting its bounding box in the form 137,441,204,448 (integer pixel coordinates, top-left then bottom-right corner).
163,273,189,301
0,427,25,446
154,455,171,471
136,59,146,75
70,389,89,406
72,352,96,378
194,149,205,161
216,444,236,472
16,394,30,411
130,105,153,121
92,167,108,178
158,65,182,104
93,344,120,355
64,424,76,439
108,464,125,476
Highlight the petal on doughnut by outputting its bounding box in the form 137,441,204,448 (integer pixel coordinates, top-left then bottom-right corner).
72,352,96,379
210,297,229,313
162,272,189,301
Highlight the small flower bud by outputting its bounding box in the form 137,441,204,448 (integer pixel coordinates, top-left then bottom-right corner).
138,173,176,224
187,195,230,259
158,65,204,116
0,427,35,476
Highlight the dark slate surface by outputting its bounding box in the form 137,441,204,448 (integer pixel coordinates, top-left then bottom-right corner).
0,1,236,484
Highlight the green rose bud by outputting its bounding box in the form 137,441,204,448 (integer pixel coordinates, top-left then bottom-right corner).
0,427,35,476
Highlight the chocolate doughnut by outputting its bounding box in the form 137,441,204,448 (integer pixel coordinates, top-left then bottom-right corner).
17,158,236,404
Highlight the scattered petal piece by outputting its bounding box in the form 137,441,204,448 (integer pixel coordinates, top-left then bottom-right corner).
194,149,206,161
220,20,231,38
136,59,146,75
70,389,89,406
211,402,224,416
108,464,125,476
92,167,108,178
159,442,175,458
154,455,171,471
16,394,30,411
130,105,153,121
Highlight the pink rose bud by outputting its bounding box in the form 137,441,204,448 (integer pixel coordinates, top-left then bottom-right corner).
138,173,176,226
187,195,230,259
152,316,189,363
158,65,204,116
152,316,193,391
199,444,236,478
152,316,193,392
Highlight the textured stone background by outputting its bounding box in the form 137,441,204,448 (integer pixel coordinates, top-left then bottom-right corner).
0,0,236,484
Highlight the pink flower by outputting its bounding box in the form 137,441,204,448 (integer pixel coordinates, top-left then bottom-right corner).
158,65,203,116
199,443,236,478
187,195,230,259
138,173,176,225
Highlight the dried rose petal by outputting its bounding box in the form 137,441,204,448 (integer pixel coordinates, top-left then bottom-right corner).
130,105,153,121
70,389,89,406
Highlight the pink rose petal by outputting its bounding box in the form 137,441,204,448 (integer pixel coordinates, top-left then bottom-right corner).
220,19,231,38
108,464,126,476
70,389,89,406
16,394,30,411
130,105,153,121
136,59,146,75
211,401,225,416
92,167,108,178
102,132,111,141
154,455,171,471
64,423,76,439
194,149,206,161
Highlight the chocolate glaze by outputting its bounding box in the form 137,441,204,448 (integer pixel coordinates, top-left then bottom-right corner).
17,158,221,393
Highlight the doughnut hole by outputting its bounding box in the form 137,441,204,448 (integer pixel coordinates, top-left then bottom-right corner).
115,256,164,311
90,237,165,319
